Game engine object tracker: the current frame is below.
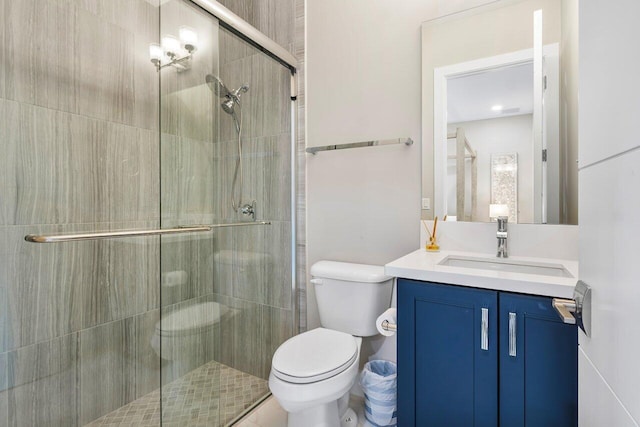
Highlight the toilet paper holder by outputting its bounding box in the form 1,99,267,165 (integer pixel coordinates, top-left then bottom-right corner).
381,320,397,332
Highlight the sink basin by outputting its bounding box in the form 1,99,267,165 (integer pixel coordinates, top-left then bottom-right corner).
438,255,574,278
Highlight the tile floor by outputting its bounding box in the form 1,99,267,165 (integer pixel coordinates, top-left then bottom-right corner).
236,395,367,427
85,361,268,426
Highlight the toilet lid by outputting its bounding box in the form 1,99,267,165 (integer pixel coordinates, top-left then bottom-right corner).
156,302,228,337
272,328,358,384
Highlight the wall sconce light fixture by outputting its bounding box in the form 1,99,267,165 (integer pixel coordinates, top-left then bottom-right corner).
150,26,198,72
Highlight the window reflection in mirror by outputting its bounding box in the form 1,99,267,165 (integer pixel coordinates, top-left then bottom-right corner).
421,0,579,225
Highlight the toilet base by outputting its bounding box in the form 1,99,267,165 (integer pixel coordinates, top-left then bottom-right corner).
286,393,355,427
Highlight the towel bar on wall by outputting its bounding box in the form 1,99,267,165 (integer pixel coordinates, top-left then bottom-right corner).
24,221,271,243
306,138,413,155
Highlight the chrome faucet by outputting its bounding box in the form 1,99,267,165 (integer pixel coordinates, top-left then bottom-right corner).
496,217,508,258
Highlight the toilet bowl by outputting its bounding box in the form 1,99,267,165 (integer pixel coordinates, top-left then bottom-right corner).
269,328,362,427
269,261,393,427
151,301,229,360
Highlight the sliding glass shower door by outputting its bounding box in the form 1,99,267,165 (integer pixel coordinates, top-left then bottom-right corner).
158,0,295,425
0,0,295,425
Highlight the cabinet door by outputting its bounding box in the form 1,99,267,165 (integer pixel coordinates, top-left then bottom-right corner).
398,279,498,427
499,292,578,427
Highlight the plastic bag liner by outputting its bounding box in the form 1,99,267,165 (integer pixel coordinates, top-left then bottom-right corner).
359,360,397,427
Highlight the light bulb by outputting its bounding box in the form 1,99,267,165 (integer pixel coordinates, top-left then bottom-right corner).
179,26,198,53
149,43,163,65
489,204,510,218
162,35,181,58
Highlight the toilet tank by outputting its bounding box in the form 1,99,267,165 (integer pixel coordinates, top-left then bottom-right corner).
310,261,393,337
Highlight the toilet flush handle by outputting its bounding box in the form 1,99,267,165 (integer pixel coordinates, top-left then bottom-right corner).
310,278,323,286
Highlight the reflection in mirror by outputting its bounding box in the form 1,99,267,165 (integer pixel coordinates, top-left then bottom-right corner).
422,0,579,224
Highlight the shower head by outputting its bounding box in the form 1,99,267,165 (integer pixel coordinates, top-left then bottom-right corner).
206,74,230,98
221,98,235,115
205,74,249,117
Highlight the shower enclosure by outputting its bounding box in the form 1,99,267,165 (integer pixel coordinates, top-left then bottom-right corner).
0,0,297,425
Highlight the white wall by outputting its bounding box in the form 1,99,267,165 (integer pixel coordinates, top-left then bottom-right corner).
448,115,534,223
578,0,640,425
306,0,498,364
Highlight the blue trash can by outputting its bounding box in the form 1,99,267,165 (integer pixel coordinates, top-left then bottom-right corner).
359,360,397,427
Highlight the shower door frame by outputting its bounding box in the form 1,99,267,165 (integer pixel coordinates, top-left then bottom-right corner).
186,0,300,336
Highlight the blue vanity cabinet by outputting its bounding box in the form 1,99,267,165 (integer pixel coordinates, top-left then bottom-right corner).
499,292,578,427
398,279,578,427
398,279,499,427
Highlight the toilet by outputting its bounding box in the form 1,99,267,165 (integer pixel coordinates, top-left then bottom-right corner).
269,261,394,427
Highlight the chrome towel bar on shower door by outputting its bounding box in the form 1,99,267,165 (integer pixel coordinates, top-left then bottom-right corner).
24,221,271,243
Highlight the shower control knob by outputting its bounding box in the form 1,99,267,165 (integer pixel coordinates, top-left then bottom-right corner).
240,201,256,220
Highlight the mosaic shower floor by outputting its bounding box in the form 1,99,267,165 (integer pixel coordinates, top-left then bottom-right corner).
85,361,269,427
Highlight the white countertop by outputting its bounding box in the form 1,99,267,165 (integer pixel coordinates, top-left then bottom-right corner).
385,249,578,299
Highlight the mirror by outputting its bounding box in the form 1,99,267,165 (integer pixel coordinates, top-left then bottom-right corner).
421,0,578,224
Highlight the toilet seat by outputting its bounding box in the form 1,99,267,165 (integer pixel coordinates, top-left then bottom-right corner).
272,328,358,384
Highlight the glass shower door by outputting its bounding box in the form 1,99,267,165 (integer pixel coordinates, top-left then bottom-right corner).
0,0,294,425
159,0,295,425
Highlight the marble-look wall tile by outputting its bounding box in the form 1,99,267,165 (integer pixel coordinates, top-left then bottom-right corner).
160,0,219,141
259,305,293,379
5,222,159,351
75,7,135,126
0,228,8,353
254,0,295,49
3,0,78,113
160,230,215,307
0,0,5,99
217,0,295,54
0,101,15,226
7,333,79,426
2,100,159,225
217,0,254,31
219,25,259,66
3,0,159,130
71,0,160,130
161,133,216,224
261,221,292,309
78,318,135,425
0,352,6,427
219,53,291,142
212,134,291,223
160,74,218,143
252,134,292,222
134,309,161,399
216,221,291,309
213,294,261,378
212,227,234,298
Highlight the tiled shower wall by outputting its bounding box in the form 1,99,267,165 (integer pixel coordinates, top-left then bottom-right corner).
0,0,161,425
0,0,305,425
217,0,307,333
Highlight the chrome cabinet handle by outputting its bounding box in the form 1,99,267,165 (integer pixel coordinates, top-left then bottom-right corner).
481,308,489,351
552,298,577,324
508,312,517,357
